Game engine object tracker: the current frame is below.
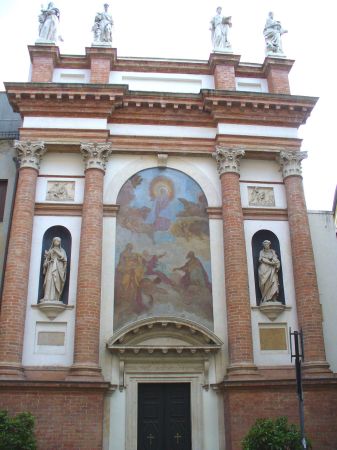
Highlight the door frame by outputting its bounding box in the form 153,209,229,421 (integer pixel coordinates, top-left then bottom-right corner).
125,369,203,450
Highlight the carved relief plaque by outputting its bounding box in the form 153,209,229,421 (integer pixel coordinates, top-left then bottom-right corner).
248,186,275,207
46,181,75,201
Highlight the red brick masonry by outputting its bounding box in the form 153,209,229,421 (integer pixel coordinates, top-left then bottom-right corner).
0,381,109,450
222,378,337,450
0,167,38,375
220,171,254,371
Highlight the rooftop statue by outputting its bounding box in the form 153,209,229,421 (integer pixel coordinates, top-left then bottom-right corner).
36,2,63,44
92,3,113,46
210,6,232,52
263,11,287,56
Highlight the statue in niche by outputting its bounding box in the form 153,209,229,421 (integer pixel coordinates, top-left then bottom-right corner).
210,6,232,51
37,2,63,43
41,237,67,302
258,240,281,303
92,3,113,44
263,11,287,55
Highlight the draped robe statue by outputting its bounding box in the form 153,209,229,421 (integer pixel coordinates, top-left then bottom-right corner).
258,240,280,303
41,237,67,302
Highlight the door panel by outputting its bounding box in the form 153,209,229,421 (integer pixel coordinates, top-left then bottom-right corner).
138,383,191,450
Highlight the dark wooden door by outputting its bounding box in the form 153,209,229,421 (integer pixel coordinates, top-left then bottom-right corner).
138,383,191,450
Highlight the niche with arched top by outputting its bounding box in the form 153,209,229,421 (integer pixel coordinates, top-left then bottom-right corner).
252,229,285,305
38,226,72,304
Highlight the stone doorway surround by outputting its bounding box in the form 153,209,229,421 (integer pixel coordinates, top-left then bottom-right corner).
106,317,223,450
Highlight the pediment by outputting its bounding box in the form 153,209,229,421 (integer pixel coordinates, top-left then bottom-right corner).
106,316,223,355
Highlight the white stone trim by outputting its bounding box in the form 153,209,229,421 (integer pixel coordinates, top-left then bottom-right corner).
124,367,204,450
217,123,298,138
108,124,217,138
23,117,107,130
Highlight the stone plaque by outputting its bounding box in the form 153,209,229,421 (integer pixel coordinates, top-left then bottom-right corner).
46,181,75,201
37,331,65,346
259,326,287,351
248,186,275,207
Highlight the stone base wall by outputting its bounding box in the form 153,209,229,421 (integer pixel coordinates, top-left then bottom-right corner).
0,381,108,450
223,380,337,450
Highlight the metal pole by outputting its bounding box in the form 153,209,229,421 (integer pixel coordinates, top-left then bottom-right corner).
290,329,307,449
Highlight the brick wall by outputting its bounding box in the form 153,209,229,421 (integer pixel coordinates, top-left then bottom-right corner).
220,172,254,368
90,58,111,84
284,175,326,364
214,64,236,90
224,383,337,450
0,386,106,450
0,167,37,371
31,56,54,83
266,67,291,94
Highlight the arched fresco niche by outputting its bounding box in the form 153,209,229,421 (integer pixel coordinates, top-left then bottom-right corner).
38,225,72,304
114,167,213,331
252,229,285,305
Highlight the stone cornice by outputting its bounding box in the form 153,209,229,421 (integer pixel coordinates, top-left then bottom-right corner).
16,133,302,159
0,379,113,392
262,56,295,77
5,82,317,128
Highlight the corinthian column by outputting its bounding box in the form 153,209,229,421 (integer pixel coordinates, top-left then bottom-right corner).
213,146,257,377
68,143,112,379
279,151,330,375
0,141,46,378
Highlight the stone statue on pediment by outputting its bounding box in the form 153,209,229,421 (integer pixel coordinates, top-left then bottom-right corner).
263,11,287,56
36,2,63,44
92,3,113,45
210,6,232,52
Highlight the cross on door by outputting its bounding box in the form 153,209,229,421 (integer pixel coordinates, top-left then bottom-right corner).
146,433,155,447
174,432,182,444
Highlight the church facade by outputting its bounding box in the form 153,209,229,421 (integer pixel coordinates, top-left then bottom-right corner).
0,43,337,450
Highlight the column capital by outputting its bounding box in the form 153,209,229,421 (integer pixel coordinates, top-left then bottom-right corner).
213,146,245,176
279,150,307,179
80,142,113,172
14,140,46,171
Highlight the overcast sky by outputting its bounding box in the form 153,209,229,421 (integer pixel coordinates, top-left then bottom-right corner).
0,0,335,211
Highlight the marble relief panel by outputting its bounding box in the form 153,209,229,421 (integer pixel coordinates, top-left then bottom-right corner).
248,186,275,207
46,181,75,201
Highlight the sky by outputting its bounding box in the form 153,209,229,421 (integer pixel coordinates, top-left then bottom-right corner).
0,0,335,211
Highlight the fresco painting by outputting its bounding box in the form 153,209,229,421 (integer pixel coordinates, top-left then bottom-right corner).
114,168,213,330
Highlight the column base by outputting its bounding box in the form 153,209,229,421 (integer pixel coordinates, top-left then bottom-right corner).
225,362,260,380
0,362,25,380
302,361,333,378
66,363,104,382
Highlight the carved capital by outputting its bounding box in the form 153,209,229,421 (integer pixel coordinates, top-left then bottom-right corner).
14,140,46,171
213,146,245,176
279,150,307,179
80,142,113,172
